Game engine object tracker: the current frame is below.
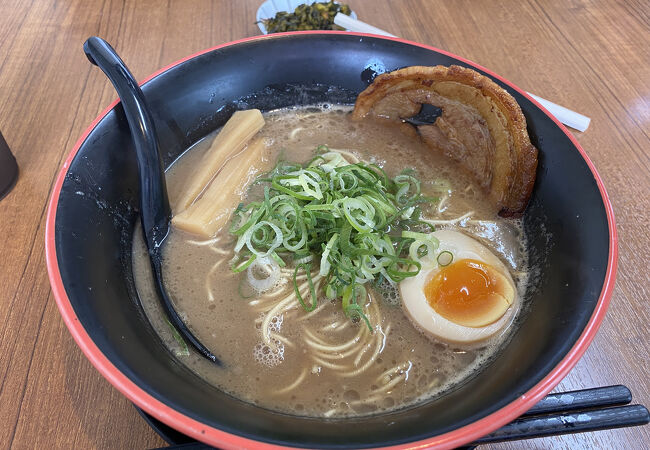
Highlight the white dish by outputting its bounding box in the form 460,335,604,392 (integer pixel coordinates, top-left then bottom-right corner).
256,0,357,34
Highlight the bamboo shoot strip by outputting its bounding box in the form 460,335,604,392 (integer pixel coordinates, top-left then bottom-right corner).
172,138,270,237
176,109,265,211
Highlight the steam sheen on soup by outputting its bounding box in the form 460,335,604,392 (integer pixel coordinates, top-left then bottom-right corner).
132,105,529,418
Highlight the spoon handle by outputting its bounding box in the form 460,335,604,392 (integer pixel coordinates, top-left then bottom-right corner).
83,36,171,249
84,37,221,365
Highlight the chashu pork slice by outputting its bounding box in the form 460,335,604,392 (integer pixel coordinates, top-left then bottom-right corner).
352,65,538,217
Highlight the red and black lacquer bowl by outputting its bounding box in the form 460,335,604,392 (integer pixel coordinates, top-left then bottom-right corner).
45,32,616,449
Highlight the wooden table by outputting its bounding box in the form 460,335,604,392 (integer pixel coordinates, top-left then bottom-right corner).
0,0,647,448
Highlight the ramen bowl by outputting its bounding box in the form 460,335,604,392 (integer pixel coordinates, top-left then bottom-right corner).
45,32,616,449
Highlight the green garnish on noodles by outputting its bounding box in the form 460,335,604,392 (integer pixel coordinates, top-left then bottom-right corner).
229,147,438,329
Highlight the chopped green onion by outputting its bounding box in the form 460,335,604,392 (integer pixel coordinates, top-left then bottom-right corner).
230,148,438,328
164,319,190,356
294,263,318,311
437,250,454,266
246,220,283,257
231,254,257,273
342,284,372,331
402,230,440,263
319,233,338,276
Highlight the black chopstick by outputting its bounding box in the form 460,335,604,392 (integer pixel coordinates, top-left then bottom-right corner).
471,404,649,444
522,384,632,416
468,385,649,445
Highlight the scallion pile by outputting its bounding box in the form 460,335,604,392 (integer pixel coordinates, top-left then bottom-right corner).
229,147,439,329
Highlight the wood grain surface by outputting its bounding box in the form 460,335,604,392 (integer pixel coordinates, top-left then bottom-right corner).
0,0,647,448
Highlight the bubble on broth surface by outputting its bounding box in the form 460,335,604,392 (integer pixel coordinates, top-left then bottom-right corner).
253,341,285,367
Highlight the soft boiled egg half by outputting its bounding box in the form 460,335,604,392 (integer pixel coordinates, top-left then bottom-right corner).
400,230,518,345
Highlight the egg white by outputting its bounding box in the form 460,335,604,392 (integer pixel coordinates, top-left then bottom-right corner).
400,230,518,345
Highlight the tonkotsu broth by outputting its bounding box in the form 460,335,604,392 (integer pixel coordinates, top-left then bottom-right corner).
132,105,529,418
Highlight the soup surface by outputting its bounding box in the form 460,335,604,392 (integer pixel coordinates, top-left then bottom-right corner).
132,105,529,417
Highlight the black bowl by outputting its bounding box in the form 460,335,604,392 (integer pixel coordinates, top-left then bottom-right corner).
46,32,616,449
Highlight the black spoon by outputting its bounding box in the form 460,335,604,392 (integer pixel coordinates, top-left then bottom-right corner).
83,36,221,365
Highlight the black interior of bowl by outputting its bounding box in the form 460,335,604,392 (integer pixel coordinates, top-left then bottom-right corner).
54,34,610,447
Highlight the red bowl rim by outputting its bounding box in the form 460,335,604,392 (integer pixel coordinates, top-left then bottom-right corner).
45,31,618,449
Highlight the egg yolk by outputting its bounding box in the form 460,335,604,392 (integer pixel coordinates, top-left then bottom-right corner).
424,259,514,328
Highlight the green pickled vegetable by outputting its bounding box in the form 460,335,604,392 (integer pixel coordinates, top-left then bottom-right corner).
260,1,352,33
